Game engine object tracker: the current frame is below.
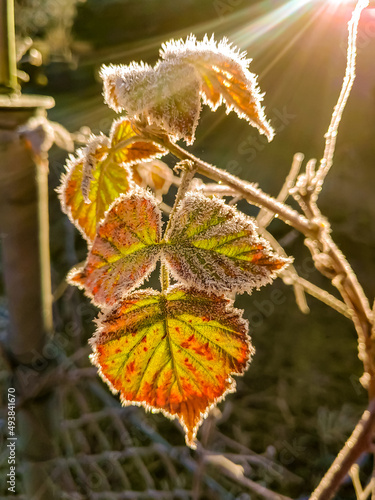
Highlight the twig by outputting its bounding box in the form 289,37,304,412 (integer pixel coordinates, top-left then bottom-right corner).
312,0,370,198
205,453,293,500
310,400,375,500
257,152,304,228
148,132,316,238
284,275,351,319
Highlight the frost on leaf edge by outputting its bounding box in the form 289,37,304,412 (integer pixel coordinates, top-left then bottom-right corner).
164,191,292,295
89,284,254,448
66,188,163,306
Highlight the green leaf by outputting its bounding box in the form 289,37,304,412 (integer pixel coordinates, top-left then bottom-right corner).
91,285,252,448
163,192,291,294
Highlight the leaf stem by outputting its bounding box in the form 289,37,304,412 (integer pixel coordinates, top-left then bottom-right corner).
160,263,169,292
164,160,198,240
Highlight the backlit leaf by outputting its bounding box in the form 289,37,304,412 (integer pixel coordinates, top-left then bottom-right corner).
101,63,202,144
59,121,165,241
163,192,291,294
90,286,252,447
68,190,162,306
60,153,132,242
110,118,166,166
133,159,174,197
160,35,274,141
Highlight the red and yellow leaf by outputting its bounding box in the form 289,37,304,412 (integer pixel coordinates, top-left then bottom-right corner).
68,190,162,306
163,192,291,294
90,286,252,447
59,121,166,242
110,118,166,166
60,153,132,242
160,35,274,141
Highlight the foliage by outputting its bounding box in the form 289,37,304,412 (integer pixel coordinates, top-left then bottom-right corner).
58,2,375,496
59,34,289,447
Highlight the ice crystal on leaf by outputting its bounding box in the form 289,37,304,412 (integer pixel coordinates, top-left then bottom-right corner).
68,189,162,306
67,189,290,305
163,192,291,294
59,120,165,242
100,35,274,144
90,286,253,448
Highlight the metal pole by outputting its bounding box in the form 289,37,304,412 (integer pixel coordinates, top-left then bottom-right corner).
0,0,18,92
0,1,61,498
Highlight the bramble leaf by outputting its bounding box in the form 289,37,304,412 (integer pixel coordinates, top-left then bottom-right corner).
133,159,174,197
59,120,165,241
90,286,252,448
163,192,290,294
68,190,162,306
160,35,274,141
101,63,202,144
60,153,132,242
110,118,166,166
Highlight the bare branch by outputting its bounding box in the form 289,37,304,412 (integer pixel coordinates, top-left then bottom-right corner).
312,0,370,198
257,152,304,228
310,400,375,500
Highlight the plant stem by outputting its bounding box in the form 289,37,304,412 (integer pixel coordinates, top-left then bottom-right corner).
151,134,316,238
160,263,170,292
310,400,375,500
164,159,198,240
313,0,369,199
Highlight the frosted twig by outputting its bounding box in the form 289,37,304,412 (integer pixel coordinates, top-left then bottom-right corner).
286,275,351,319
312,0,369,199
257,152,304,227
257,226,309,314
310,400,375,500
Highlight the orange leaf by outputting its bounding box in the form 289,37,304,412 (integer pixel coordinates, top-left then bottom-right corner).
90,286,253,447
59,153,132,242
160,35,274,141
68,190,162,306
110,118,166,166
59,120,166,242
133,159,174,197
101,63,202,145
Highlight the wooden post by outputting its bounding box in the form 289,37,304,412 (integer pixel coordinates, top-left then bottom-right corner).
0,0,61,497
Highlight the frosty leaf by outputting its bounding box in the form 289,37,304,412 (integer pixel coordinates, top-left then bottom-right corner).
68,190,162,305
59,153,132,242
91,286,252,448
160,35,274,141
163,192,290,294
60,122,165,241
133,159,174,197
110,118,166,165
101,62,202,144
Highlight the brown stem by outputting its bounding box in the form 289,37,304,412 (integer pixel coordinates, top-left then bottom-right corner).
309,400,375,500
151,134,316,238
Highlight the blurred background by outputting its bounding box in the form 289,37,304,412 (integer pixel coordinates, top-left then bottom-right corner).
1,0,375,498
